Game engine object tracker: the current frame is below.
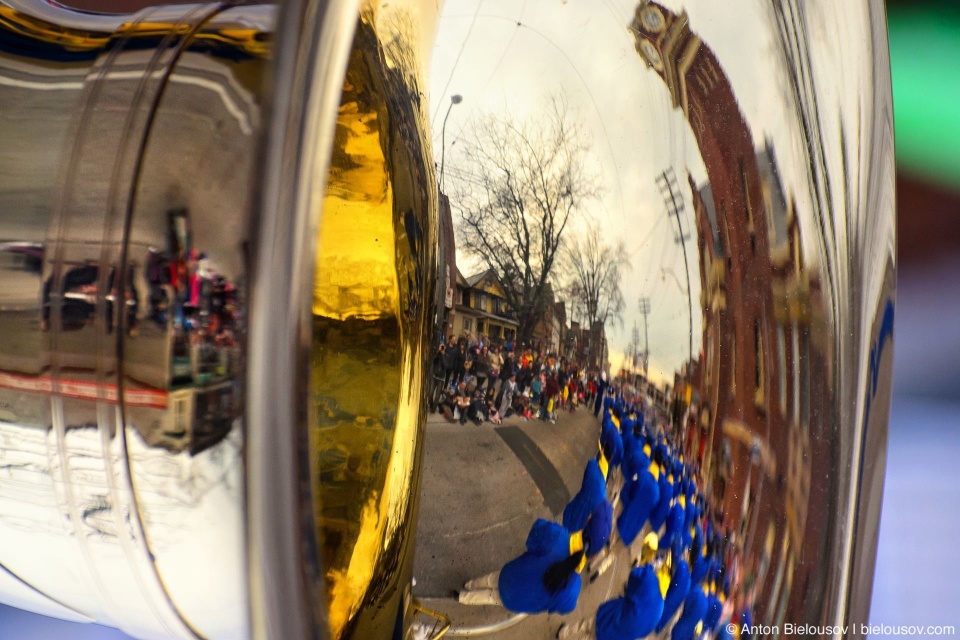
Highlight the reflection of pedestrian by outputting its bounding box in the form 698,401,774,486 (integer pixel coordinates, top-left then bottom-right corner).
617,455,660,547
670,584,708,640
429,344,447,412
657,539,691,633
558,564,665,640
443,336,458,388
499,374,518,417
593,376,607,417
563,458,608,532
595,564,665,640
458,519,585,614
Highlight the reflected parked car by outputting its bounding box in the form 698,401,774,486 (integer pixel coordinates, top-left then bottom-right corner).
41,263,139,333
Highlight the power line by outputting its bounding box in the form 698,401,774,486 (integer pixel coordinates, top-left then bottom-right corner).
430,0,485,129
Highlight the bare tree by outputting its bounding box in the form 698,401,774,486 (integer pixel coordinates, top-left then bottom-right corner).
449,96,600,344
563,223,628,368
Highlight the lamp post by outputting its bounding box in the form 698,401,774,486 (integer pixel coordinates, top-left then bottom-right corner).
439,94,463,191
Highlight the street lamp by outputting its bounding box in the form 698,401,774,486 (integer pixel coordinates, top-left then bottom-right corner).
439,94,463,191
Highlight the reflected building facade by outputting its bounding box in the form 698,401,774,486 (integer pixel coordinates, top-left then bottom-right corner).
632,0,834,625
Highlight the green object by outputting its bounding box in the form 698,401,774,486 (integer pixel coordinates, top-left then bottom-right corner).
889,7,960,187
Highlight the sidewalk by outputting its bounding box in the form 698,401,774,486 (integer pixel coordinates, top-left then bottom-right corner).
413,405,630,638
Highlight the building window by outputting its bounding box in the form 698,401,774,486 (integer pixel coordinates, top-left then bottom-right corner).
477,320,485,334
463,318,473,333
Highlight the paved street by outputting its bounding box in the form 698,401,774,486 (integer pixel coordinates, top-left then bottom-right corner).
412,405,638,638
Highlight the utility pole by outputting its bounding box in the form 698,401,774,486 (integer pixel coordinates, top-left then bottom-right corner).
656,169,693,369
638,296,651,376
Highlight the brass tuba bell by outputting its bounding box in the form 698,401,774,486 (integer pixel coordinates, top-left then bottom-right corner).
0,0,895,638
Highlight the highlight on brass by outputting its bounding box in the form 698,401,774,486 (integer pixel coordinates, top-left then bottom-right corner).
0,0,894,639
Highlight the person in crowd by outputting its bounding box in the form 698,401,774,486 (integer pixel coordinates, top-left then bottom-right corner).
499,373,519,418
593,375,607,417
453,382,476,425
443,335,459,389
543,373,560,423
462,360,478,394
430,342,447,413
437,384,458,423
531,371,543,407
487,345,502,394
486,394,502,424
474,345,489,391
453,338,468,387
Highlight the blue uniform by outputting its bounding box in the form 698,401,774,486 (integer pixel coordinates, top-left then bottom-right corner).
665,501,686,547
584,501,613,557
563,459,607,532
600,418,623,468
622,441,650,481
617,466,660,546
499,519,582,614
671,587,708,640
649,471,673,531
593,380,607,416
596,565,664,640
658,553,691,631
691,551,712,585
705,591,723,631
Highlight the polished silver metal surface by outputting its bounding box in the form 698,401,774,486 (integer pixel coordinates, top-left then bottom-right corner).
0,3,270,637
0,0,894,639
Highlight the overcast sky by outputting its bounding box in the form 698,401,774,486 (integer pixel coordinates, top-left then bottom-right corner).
426,0,876,383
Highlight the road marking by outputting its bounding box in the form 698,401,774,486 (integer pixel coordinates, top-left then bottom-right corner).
494,426,571,516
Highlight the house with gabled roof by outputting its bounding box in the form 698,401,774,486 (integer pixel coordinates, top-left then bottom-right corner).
450,268,518,344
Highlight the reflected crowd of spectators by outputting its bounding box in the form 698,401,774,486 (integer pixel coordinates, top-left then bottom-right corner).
429,334,607,426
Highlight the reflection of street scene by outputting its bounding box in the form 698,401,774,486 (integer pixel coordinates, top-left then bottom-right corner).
628,2,833,633
0,8,261,636
414,373,750,640
0,0,896,635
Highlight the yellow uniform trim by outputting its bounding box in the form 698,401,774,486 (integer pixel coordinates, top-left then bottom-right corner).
577,553,587,574
569,530,584,555
657,564,671,598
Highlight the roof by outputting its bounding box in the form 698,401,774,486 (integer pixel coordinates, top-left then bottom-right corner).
465,268,495,289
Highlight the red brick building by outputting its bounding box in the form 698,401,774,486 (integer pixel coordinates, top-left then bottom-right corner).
632,2,831,622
